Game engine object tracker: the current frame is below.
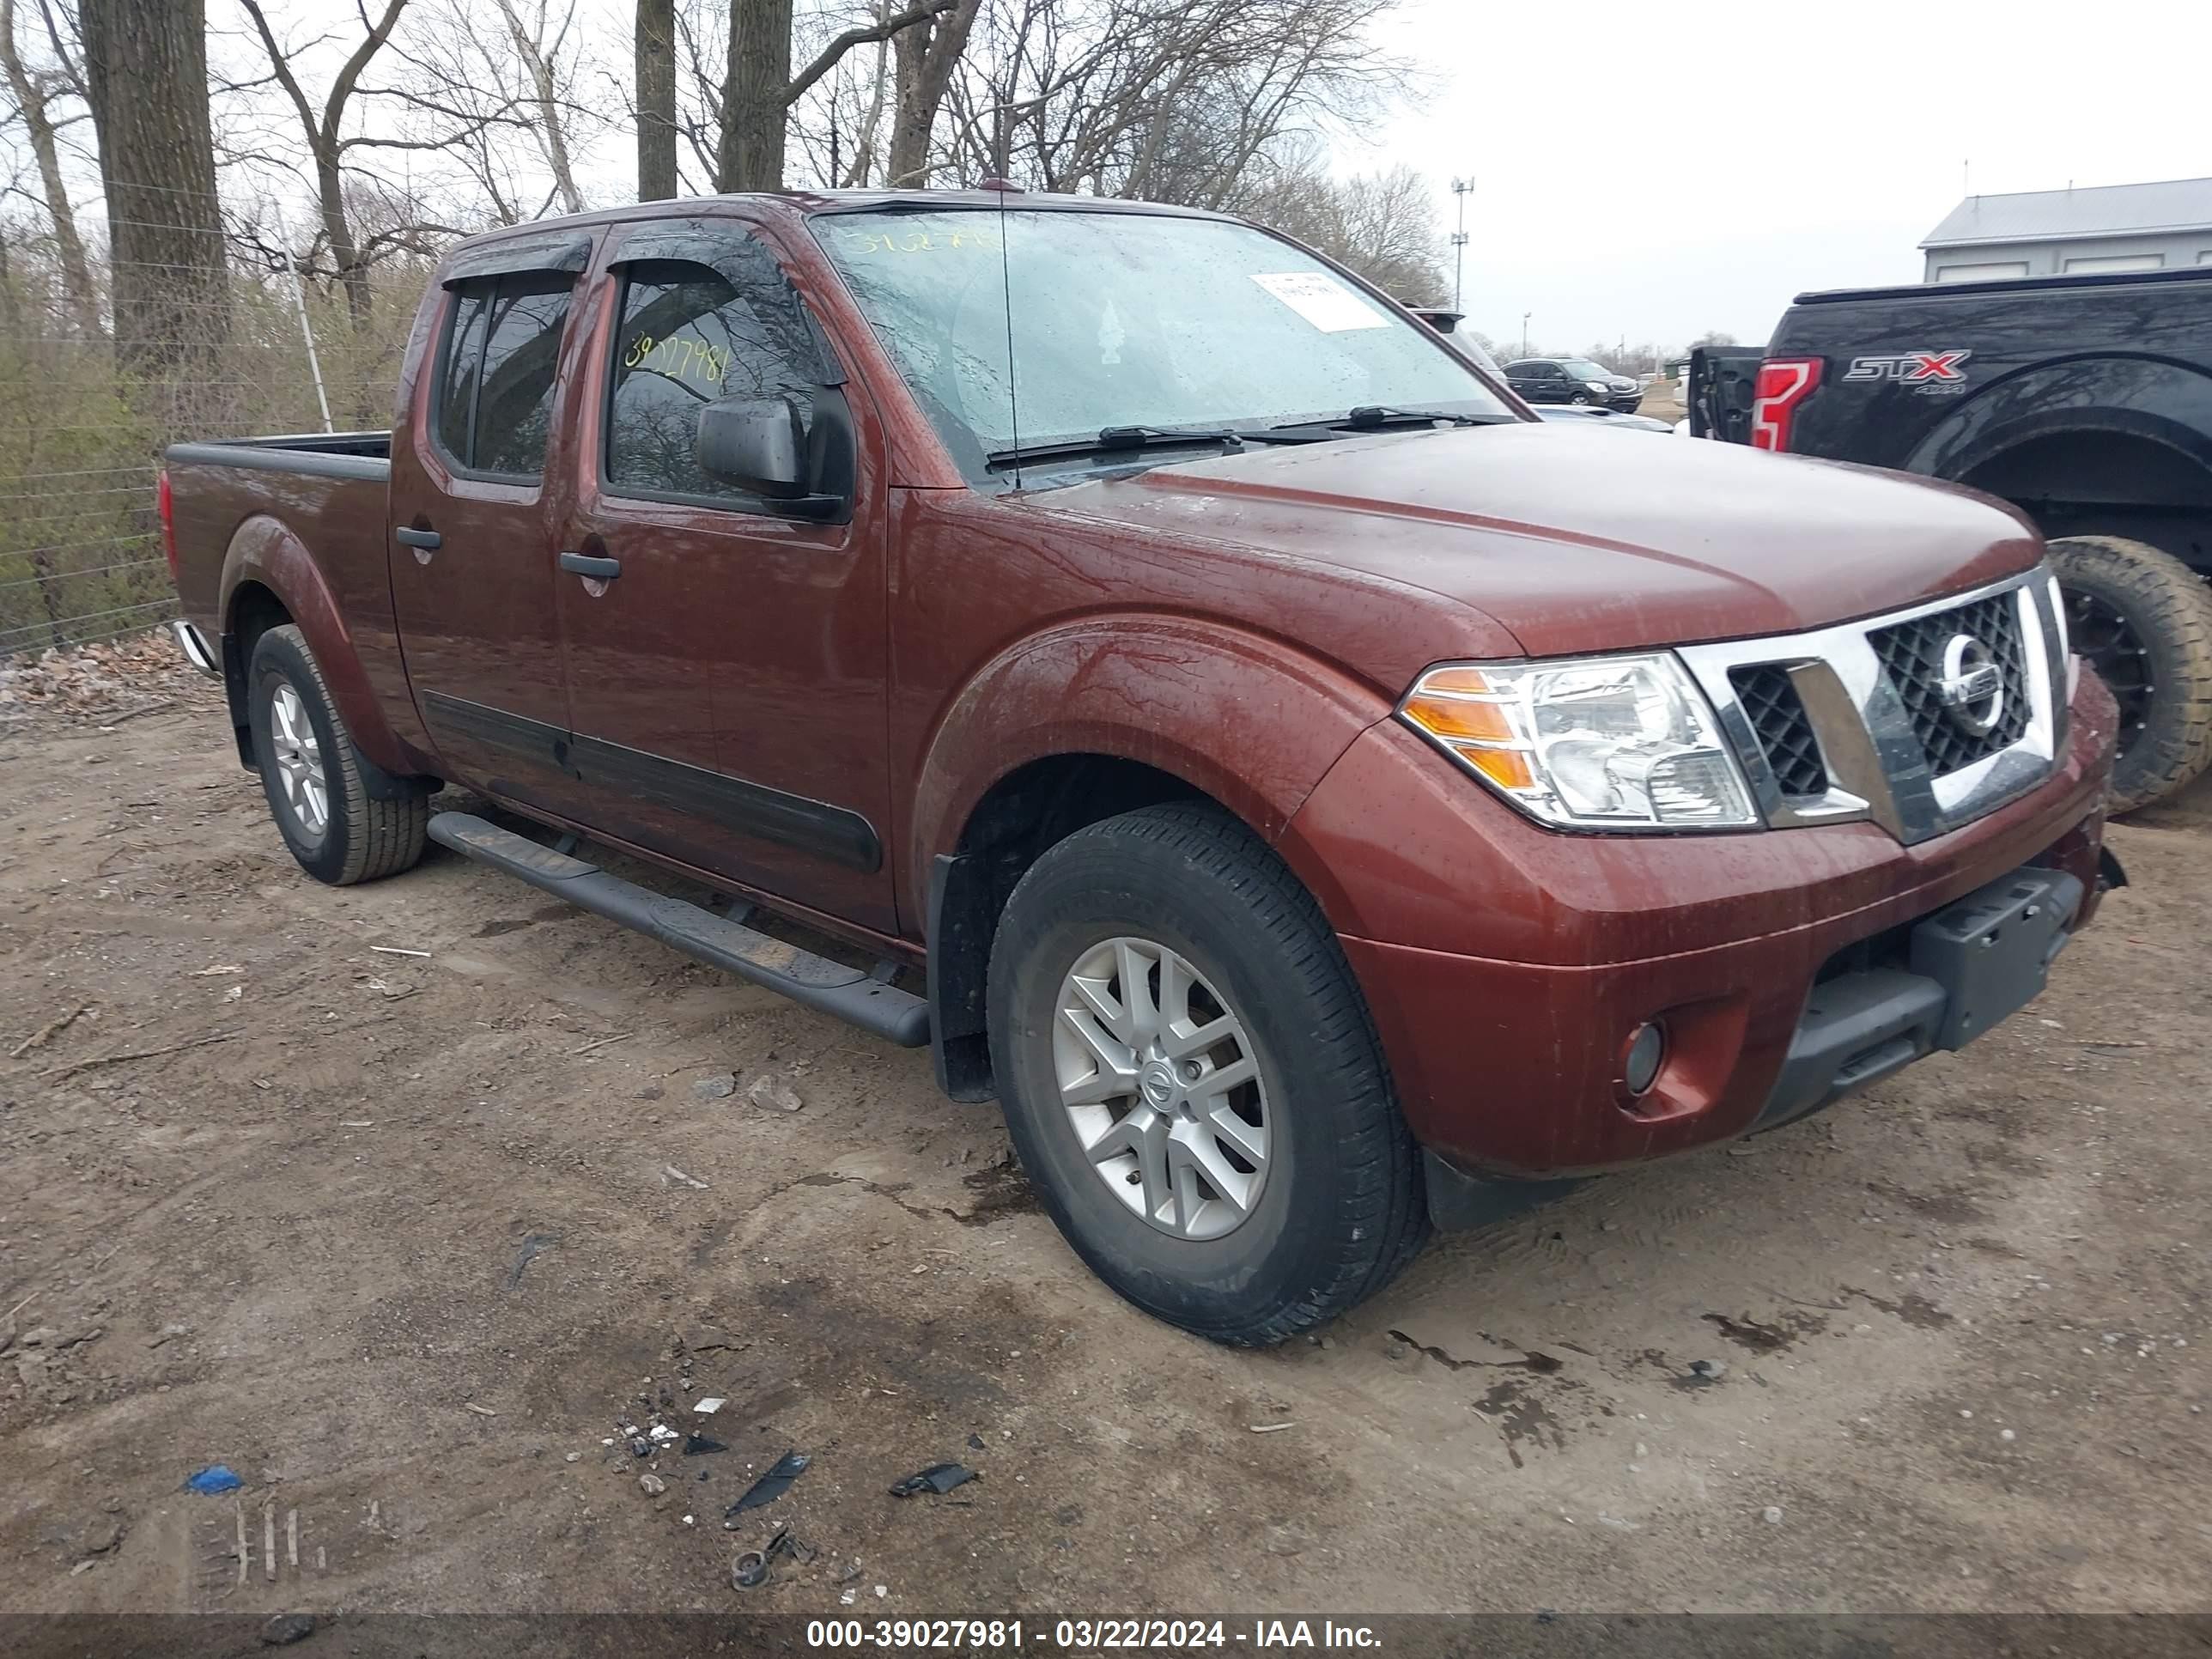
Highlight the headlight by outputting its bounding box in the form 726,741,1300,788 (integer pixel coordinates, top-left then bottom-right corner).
1585,380,1611,393
1399,654,1759,830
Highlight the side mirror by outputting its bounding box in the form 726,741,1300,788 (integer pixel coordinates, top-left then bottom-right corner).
696,395,808,500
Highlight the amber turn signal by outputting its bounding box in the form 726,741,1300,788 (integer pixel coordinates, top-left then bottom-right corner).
1401,692,1516,744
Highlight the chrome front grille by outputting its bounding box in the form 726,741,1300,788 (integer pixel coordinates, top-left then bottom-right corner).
1729,664,1829,797
1680,570,2068,847
1869,591,2032,775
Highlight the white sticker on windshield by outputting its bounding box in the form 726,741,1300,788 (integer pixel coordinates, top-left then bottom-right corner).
1249,271,1389,333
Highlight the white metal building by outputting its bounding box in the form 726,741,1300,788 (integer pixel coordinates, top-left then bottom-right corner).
1920,177,2212,283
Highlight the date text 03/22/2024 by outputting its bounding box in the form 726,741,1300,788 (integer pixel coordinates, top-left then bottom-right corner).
805,1620,1385,1650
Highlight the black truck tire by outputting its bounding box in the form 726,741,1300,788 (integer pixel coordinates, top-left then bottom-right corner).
246,624,430,884
987,802,1426,1346
2049,535,2212,812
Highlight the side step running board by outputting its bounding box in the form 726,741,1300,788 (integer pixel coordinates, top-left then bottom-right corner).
428,812,930,1048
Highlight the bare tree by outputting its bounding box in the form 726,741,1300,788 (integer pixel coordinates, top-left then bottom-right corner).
493,0,586,214
233,0,515,330
1244,158,1445,301
883,0,975,185
396,0,597,222
936,0,1408,207
832,0,890,185
80,0,228,372
714,0,959,191
0,0,97,332
635,0,676,198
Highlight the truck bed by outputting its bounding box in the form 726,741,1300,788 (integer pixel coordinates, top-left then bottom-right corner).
1786,264,2212,309
161,428,418,775
164,430,392,483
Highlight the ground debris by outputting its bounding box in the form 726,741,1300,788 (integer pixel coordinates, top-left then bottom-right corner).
42,1028,241,1081
890,1462,979,1498
726,1450,810,1515
746,1074,804,1113
9,1002,90,1059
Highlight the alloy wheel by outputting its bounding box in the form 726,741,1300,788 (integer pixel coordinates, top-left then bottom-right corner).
1052,935,1272,1241
269,683,329,841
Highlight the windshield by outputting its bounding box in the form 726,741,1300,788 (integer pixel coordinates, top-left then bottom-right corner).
811,208,1514,477
1559,359,1613,381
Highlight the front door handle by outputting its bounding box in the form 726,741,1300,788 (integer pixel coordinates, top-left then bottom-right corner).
394,526,441,550
558,550,621,580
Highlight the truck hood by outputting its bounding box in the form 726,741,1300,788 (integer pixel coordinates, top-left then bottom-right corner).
1028,422,2041,658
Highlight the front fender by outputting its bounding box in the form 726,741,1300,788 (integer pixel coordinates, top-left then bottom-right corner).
1905,353,2212,483
905,614,1392,910
221,514,412,775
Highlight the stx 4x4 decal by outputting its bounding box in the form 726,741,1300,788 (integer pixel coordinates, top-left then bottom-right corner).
1844,349,1972,392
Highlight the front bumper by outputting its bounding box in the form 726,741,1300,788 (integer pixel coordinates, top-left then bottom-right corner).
1279,670,2117,1181
1750,860,2086,1133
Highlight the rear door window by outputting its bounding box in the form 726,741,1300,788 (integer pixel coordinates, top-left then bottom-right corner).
434,275,574,481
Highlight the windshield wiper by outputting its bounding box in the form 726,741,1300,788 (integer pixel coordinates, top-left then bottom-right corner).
1270,406,1516,435
987,425,1248,471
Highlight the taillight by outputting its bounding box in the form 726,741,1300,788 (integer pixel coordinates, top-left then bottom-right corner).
1750,357,1822,453
157,469,179,582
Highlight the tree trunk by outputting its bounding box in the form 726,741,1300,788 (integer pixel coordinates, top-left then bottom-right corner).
497,0,583,214
313,148,371,331
717,0,791,191
635,0,676,200
841,0,892,187
0,0,100,335
79,0,227,378
237,0,406,343
884,0,976,187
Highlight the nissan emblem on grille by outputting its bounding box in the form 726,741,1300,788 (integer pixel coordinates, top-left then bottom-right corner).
1679,574,2062,847
1936,634,2006,737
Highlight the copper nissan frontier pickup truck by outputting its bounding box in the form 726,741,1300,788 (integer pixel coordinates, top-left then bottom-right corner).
160,190,2122,1346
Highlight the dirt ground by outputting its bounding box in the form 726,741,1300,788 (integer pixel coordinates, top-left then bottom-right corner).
1,642,2206,1619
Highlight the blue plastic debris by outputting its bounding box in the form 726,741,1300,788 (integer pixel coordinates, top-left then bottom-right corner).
185,1465,242,1494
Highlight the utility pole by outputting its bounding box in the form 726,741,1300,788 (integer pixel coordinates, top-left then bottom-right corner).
1449,177,1473,311
1521,312,1531,358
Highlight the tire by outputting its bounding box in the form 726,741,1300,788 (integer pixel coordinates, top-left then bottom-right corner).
987,802,1426,1346
2049,535,2212,812
246,623,430,884
1569,392,1591,405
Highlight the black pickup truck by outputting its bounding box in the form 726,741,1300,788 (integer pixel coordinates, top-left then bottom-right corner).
1689,265,2212,811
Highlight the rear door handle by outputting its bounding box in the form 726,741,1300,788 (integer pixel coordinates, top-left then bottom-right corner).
394,526,441,550
559,550,621,580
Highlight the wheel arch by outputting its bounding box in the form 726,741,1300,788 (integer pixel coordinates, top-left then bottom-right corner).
926,752,1249,1102
218,514,413,775
1902,356,2212,565
1951,423,2212,570
219,578,292,765
909,617,1392,1099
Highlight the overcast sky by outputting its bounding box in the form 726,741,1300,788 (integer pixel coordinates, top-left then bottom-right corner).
1367,0,2212,353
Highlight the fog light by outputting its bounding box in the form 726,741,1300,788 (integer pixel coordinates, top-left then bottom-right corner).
1623,1022,1666,1095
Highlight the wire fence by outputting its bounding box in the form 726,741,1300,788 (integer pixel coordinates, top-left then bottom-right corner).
0,195,439,658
